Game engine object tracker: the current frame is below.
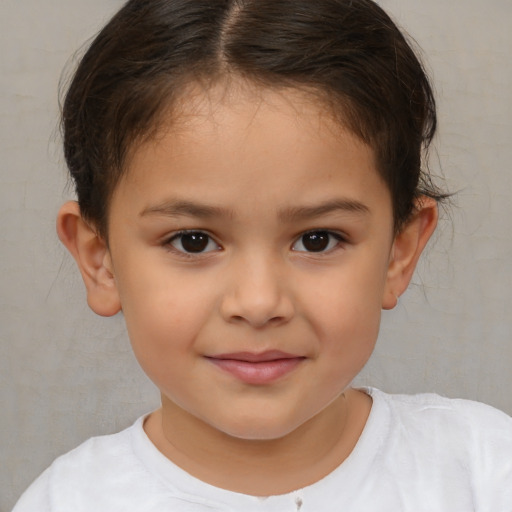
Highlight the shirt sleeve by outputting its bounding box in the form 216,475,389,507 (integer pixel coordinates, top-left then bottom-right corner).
11,468,52,512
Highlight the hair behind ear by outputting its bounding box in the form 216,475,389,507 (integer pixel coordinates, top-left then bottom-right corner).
57,201,121,317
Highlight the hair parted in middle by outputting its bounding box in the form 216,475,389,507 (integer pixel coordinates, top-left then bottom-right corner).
62,0,441,238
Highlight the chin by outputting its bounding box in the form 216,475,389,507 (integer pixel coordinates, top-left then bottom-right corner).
213,412,307,442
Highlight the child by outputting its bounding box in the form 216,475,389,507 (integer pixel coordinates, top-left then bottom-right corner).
13,0,512,510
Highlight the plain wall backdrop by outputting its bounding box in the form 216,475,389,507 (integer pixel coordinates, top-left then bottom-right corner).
1,0,511,509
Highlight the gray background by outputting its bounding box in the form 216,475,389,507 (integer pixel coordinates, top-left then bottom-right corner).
1,0,511,509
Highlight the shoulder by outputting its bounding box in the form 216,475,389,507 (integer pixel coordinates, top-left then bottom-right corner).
46,419,138,486
369,387,512,437
12,417,150,512
12,468,51,512
366,388,512,506
12,415,224,512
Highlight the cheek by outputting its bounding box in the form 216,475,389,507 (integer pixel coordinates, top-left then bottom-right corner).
317,299,381,362
303,260,387,326
115,266,218,361
300,259,386,362
317,299,380,396
123,293,209,396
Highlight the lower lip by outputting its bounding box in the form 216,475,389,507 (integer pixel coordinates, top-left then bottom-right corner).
208,357,304,385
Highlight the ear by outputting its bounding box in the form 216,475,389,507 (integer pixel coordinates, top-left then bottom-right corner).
56,201,121,317
382,196,438,309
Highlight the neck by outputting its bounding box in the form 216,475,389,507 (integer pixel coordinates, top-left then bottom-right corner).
144,389,371,496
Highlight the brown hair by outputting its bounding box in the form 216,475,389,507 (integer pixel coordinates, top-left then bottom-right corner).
62,0,444,238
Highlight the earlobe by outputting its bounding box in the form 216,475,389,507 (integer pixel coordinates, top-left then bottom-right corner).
56,201,121,317
382,196,438,310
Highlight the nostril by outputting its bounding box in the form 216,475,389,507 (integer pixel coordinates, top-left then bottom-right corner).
219,273,295,327
268,315,286,326
227,313,290,329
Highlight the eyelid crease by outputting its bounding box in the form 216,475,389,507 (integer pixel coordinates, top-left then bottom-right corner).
163,230,222,257
293,227,349,242
291,230,347,253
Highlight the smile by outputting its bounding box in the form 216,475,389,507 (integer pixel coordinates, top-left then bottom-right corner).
206,351,305,385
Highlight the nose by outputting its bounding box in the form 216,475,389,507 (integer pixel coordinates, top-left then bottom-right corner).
220,253,295,328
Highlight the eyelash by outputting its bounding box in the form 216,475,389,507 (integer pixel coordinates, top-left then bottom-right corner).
163,230,221,258
162,229,347,257
291,230,346,254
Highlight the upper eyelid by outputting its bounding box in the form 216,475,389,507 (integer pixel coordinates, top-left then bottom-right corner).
162,230,222,253
158,233,221,263
294,228,348,241
291,230,348,254
164,229,219,243
161,228,349,249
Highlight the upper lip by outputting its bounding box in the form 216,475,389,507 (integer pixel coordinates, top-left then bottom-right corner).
207,350,302,363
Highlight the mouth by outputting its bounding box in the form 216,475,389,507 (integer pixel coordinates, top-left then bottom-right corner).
205,351,306,385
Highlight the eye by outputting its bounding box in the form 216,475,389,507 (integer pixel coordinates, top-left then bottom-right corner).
168,231,220,254
292,231,343,253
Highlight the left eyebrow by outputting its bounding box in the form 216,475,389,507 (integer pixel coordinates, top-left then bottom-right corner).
278,199,370,222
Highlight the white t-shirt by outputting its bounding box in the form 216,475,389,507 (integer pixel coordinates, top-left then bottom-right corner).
13,388,512,511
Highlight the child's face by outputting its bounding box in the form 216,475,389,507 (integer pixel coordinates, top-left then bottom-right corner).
101,84,399,440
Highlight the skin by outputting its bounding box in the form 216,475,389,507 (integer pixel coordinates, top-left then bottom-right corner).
57,83,437,496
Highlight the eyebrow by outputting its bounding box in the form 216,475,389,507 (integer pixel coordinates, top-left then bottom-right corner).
278,199,370,222
140,200,233,219
140,198,370,221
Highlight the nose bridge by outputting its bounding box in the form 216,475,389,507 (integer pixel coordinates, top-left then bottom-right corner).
220,248,294,327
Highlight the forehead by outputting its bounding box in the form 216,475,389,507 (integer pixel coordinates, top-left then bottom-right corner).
157,81,339,141
115,81,390,222
126,79,374,174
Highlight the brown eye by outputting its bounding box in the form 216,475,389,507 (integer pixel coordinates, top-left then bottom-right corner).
292,231,342,253
170,232,219,254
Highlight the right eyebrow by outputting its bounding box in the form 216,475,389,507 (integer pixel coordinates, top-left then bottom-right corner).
140,200,233,219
